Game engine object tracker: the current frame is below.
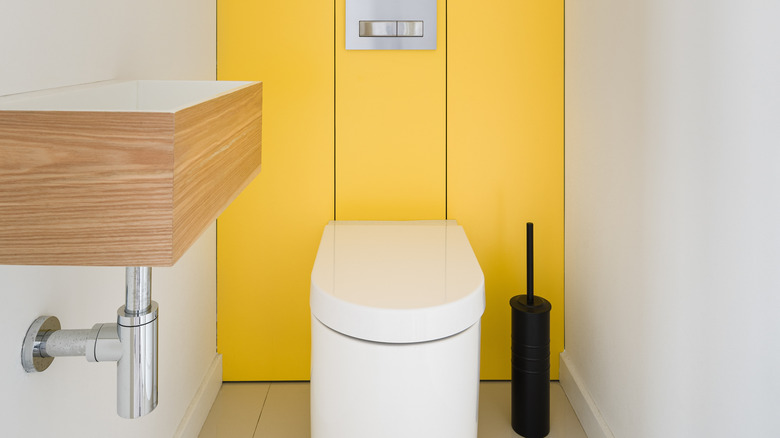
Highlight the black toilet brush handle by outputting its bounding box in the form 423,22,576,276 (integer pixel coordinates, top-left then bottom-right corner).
526,222,534,305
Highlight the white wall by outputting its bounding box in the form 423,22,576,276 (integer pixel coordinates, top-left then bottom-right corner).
564,1,780,437
0,0,216,97
0,1,218,436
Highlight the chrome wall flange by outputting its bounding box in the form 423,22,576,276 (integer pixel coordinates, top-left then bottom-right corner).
21,315,61,373
20,267,159,419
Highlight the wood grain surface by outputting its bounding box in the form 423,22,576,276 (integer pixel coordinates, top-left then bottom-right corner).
0,81,262,266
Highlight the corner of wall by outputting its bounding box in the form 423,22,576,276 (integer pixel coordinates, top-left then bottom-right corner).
174,354,223,438
559,351,615,438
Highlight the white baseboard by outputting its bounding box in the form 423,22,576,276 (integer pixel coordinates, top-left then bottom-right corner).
559,351,615,438
174,354,223,438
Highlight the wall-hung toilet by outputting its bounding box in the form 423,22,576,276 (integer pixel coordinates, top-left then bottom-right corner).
310,220,485,438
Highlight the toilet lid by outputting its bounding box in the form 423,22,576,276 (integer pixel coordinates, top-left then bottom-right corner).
310,220,485,343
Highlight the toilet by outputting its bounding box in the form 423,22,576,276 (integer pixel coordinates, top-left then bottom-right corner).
310,220,485,438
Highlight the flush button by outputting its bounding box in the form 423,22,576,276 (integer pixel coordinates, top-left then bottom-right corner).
397,21,423,37
346,0,436,49
359,21,397,37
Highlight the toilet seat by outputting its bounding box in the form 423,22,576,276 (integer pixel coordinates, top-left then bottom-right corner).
310,220,485,343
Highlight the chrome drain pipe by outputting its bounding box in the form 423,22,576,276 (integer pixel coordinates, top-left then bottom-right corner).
125,267,153,315
118,267,158,418
21,267,159,419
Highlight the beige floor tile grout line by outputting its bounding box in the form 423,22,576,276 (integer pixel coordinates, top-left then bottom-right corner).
252,384,273,438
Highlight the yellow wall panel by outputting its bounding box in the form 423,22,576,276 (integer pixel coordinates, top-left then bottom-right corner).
335,1,446,220
448,1,564,379
216,0,334,380
217,0,563,382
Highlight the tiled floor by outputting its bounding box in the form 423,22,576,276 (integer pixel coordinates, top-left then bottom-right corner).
198,381,586,438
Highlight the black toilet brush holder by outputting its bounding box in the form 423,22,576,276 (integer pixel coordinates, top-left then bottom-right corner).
510,222,551,438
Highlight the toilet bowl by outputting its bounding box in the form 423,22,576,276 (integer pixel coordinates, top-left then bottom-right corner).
310,220,485,438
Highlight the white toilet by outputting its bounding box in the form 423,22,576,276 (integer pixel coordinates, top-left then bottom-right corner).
310,220,485,438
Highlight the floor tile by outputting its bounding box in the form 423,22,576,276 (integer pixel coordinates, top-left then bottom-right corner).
549,382,588,437
478,381,587,438
253,382,310,438
198,382,270,438
200,381,586,438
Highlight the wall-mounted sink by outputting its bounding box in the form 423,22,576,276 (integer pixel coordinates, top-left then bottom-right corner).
0,80,262,266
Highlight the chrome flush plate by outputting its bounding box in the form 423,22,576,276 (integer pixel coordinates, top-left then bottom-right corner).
346,0,437,50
